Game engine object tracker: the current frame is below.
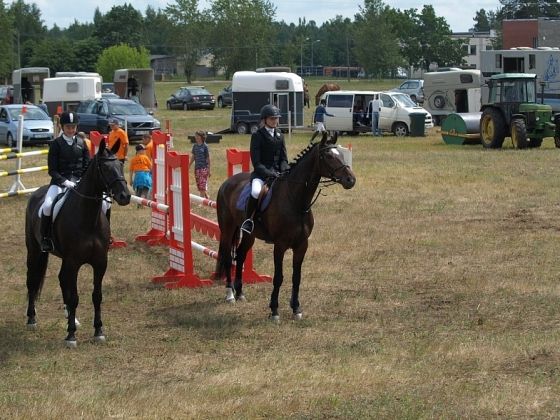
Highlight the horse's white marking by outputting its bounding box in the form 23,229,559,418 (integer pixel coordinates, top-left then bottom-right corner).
225,288,235,304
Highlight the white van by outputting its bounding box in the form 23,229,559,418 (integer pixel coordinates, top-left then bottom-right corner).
321,90,433,136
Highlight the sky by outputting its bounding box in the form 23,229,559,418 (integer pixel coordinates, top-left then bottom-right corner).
29,0,502,34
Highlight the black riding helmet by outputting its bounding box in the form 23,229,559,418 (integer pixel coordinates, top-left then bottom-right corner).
260,104,280,119
60,111,80,126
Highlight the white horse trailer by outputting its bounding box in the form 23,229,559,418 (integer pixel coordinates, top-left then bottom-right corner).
229,71,304,134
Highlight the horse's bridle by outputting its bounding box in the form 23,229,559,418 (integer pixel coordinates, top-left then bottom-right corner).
318,144,350,184
70,155,126,201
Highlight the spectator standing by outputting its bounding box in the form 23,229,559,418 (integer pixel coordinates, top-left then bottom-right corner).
188,130,211,201
36,98,49,116
367,94,383,137
129,144,153,205
77,131,94,157
141,133,154,161
311,98,335,141
107,118,129,163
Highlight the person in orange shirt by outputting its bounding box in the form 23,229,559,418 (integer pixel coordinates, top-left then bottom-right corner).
107,118,129,163
129,144,152,204
77,132,94,157
141,133,154,161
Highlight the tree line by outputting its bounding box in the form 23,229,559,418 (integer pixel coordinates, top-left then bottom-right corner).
1,0,559,83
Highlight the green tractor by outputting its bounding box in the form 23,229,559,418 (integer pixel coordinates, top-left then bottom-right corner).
480,73,559,149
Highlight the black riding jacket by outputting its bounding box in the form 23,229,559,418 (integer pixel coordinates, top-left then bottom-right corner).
250,126,288,181
48,135,91,187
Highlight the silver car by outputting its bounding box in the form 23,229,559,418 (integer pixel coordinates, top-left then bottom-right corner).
0,104,54,148
391,80,425,104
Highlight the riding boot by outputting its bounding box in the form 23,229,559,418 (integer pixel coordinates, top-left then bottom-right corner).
40,212,54,253
240,196,258,234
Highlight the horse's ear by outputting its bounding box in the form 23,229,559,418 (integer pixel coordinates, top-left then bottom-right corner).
321,131,328,145
97,139,107,155
331,131,338,145
110,138,121,155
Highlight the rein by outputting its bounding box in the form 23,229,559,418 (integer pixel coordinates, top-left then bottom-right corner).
68,155,125,202
279,143,348,214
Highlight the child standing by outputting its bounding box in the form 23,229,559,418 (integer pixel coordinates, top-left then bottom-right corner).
189,130,211,200
129,144,152,205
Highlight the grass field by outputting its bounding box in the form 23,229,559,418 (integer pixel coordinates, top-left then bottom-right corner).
1,78,559,419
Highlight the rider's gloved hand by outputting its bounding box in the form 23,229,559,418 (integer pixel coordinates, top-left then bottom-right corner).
62,180,76,189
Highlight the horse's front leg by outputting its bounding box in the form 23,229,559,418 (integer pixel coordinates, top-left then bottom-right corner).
232,235,254,303
92,260,108,343
59,261,80,349
290,239,308,321
269,245,287,323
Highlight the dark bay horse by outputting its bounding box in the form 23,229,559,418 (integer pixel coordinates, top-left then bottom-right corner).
215,132,356,323
25,141,131,348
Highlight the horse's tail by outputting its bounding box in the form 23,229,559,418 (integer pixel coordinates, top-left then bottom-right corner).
215,226,239,279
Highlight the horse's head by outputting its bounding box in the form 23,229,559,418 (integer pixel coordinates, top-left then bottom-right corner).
96,140,131,206
317,131,356,189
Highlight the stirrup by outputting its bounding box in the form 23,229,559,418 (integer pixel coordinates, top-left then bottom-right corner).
41,237,54,253
241,219,254,234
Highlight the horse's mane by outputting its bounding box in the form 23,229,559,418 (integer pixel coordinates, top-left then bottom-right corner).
286,141,319,174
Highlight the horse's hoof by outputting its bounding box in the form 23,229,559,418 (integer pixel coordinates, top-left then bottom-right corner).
26,323,38,331
94,335,106,344
236,294,247,302
225,288,235,304
64,340,77,349
292,312,303,321
269,314,280,324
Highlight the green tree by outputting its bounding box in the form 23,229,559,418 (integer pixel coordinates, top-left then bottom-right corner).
28,38,77,74
144,6,173,55
165,0,207,83
470,9,492,32
0,0,14,79
8,0,46,67
93,4,146,48
95,43,150,81
499,0,560,19
73,37,103,72
353,0,403,79
208,0,276,78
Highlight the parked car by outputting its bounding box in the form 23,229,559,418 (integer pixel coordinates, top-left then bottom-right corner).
101,82,115,93
75,98,161,141
0,85,13,104
391,80,425,104
217,84,232,108
166,86,215,110
0,104,54,147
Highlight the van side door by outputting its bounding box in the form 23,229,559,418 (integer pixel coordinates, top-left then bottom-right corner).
324,93,353,130
379,93,397,130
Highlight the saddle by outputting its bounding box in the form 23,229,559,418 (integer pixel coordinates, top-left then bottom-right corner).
236,179,275,213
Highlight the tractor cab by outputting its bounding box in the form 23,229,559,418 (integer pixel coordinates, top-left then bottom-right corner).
480,73,557,149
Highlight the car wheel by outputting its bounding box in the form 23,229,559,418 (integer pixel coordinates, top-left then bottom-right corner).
250,123,259,134
166,102,171,110
410,95,417,104
7,132,14,148
393,122,409,137
218,97,225,108
236,123,249,135
183,102,188,111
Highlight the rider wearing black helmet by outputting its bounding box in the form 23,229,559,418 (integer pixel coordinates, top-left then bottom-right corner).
241,104,288,234
40,111,91,252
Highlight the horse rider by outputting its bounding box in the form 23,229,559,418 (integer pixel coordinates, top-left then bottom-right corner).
241,104,288,234
40,111,91,252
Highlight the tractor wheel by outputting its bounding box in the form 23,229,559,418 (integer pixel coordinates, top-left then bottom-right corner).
480,108,506,149
511,119,528,149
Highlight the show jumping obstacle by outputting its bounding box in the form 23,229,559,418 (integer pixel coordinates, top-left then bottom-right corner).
118,130,272,289
0,147,49,199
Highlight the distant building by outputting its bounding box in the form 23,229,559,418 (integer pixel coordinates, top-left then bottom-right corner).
450,30,496,70
150,54,224,79
503,17,560,50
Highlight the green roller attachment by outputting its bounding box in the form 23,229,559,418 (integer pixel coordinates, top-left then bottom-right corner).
440,112,482,145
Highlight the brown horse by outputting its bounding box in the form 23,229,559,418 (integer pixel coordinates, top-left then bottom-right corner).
25,141,131,348
215,131,356,323
315,83,340,105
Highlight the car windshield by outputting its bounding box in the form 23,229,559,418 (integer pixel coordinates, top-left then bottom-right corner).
110,102,148,116
9,107,49,120
392,93,418,108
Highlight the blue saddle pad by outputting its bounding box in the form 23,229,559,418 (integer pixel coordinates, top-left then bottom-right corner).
236,181,274,212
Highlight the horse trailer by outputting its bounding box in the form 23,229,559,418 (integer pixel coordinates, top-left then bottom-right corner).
12,67,50,104
228,71,304,134
42,76,102,116
480,47,560,112
113,68,156,109
423,69,483,126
